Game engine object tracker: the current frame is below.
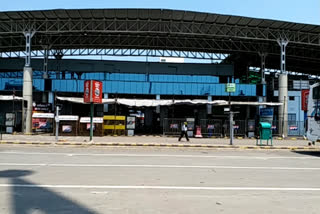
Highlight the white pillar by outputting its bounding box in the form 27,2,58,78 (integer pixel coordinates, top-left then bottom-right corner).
277,39,289,138
23,66,33,134
48,92,54,112
42,93,47,103
23,30,35,134
278,74,288,137
156,95,160,113
207,95,212,114
103,93,109,113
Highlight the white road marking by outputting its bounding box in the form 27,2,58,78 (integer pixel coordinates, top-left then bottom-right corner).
0,163,319,170
91,191,109,194
0,184,320,191
0,151,317,160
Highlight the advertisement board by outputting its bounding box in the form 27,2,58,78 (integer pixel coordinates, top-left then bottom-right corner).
301,89,309,111
5,113,15,126
86,123,95,131
58,115,79,121
33,103,52,112
83,80,103,103
126,117,136,129
260,108,273,124
32,113,54,119
32,118,53,131
80,117,103,123
62,125,72,133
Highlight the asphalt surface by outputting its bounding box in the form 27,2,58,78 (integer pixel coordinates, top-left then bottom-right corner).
0,145,320,214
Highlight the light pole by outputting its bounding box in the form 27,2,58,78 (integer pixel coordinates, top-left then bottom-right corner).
226,83,236,145
55,105,60,142
89,102,94,141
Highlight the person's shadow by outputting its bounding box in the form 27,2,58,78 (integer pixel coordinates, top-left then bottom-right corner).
0,170,98,214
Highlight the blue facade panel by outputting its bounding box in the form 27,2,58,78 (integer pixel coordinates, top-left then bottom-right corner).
149,74,219,83
33,79,44,91
108,73,146,82
0,78,22,91
1,73,256,97
0,78,44,91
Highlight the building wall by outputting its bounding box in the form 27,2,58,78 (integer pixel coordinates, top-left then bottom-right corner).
50,77,256,96
274,90,304,121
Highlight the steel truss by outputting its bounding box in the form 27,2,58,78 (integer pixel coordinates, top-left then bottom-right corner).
0,48,228,60
0,18,319,46
1,34,319,61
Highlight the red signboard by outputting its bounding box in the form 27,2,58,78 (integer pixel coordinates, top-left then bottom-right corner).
83,80,103,103
301,89,309,111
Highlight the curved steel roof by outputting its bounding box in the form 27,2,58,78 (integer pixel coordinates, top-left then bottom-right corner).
1,9,319,33
0,9,319,74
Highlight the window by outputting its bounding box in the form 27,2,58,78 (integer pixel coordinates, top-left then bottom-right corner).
289,96,295,101
288,113,296,124
313,86,320,99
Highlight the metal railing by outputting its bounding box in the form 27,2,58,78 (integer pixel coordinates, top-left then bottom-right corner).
200,119,223,137
271,120,306,137
163,118,184,136
224,120,246,137
163,118,307,137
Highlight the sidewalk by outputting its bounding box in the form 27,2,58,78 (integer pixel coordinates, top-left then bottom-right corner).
0,134,319,150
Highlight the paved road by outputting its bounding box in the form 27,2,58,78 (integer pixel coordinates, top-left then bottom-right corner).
0,145,320,214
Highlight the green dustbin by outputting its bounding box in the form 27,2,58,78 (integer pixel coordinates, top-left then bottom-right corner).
257,122,272,146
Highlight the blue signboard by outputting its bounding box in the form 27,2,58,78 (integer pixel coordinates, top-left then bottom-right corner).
260,108,274,117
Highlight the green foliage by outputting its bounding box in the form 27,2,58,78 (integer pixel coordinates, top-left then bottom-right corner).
240,71,261,84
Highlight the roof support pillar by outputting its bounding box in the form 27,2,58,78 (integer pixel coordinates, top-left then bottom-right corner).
22,30,35,134
103,93,109,113
207,95,212,114
156,95,160,114
42,46,50,79
42,46,51,103
259,52,267,85
23,31,35,67
277,38,289,138
258,52,267,105
54,50,64,79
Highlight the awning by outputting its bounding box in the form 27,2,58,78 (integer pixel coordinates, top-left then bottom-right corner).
0,95,23,101
57,96,282,107
217,101,283,106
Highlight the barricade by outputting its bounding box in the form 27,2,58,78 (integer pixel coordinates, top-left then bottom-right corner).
163,118,184,136
200,119,223,137
224,120,246,137
271,120,306,137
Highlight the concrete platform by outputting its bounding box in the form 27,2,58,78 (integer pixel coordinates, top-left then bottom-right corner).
0,134,318,150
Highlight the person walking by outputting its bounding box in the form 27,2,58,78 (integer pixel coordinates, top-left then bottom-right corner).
179,122,189,141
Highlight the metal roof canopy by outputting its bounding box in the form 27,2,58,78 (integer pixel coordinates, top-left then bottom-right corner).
56,96,282,106
0,9,319,74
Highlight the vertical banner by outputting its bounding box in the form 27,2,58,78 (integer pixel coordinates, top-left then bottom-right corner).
84,80,103,104
301,89,309,111
84,80,91,103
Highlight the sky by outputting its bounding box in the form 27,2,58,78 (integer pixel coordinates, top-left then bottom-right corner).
1,0,319,25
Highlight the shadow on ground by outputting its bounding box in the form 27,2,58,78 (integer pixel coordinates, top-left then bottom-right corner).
0,170,98,214
293,151,320,157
